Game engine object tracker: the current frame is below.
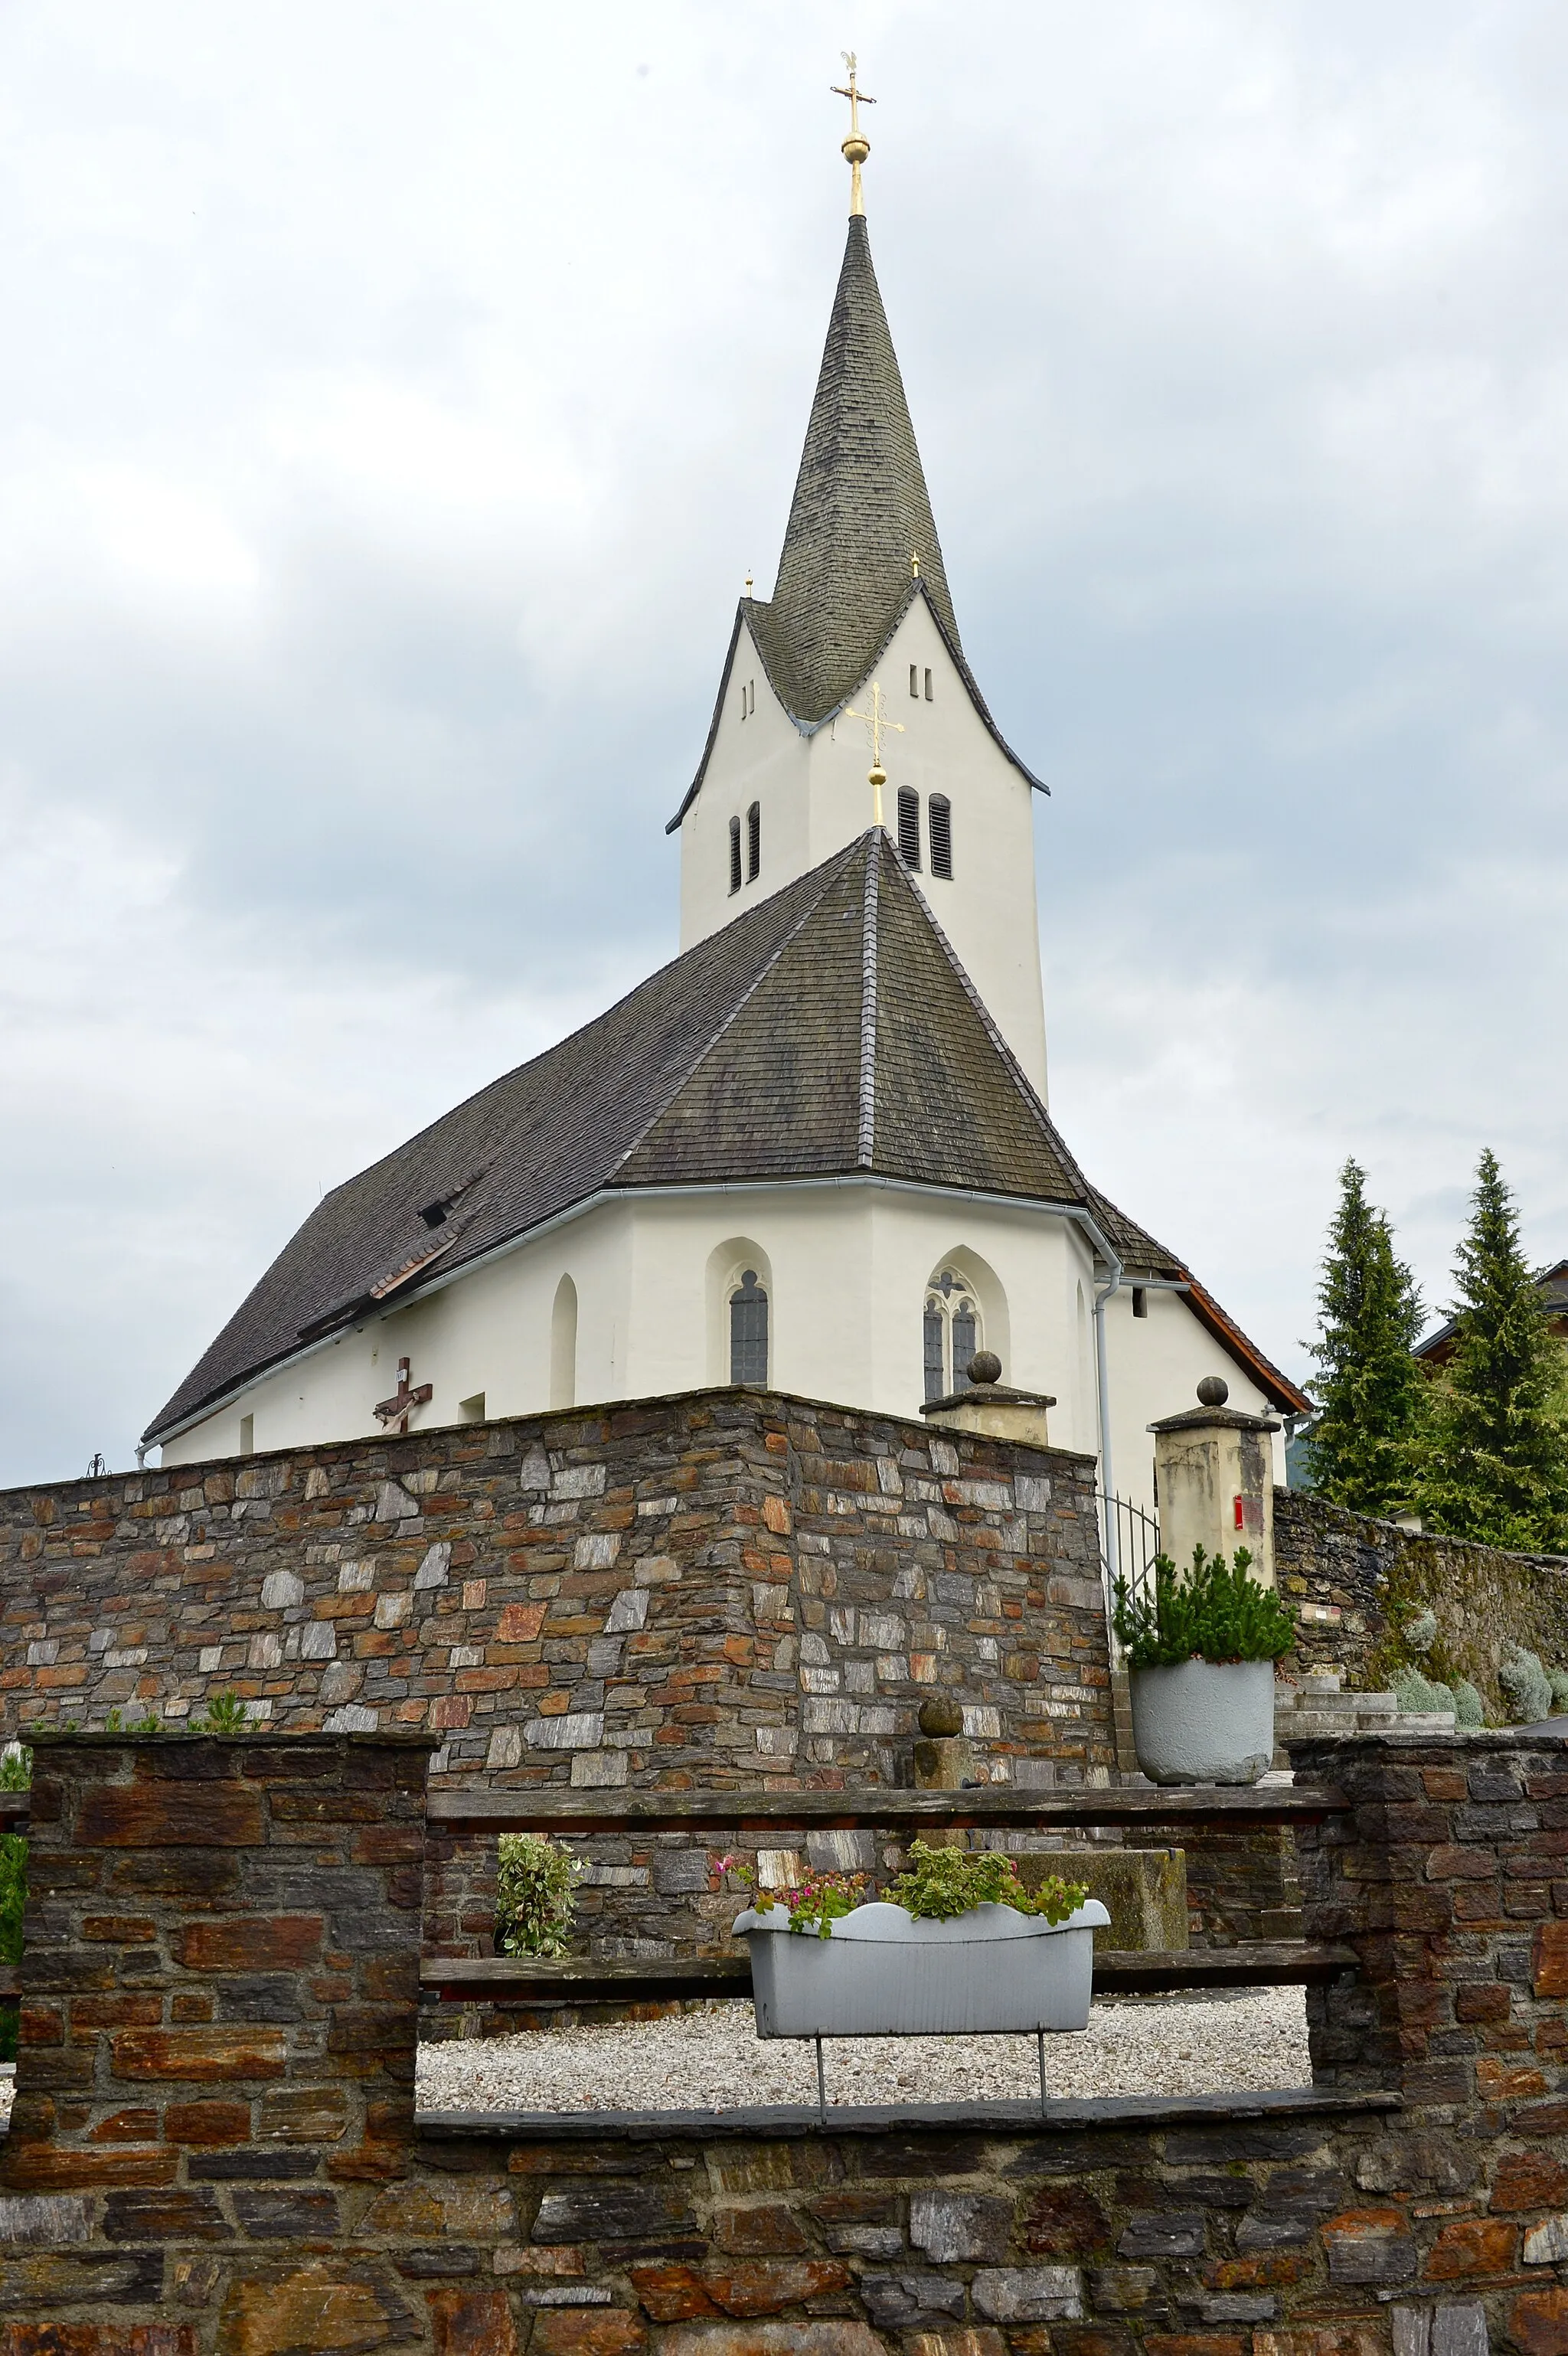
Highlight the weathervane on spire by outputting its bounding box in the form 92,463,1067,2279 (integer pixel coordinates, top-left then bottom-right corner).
844,679,903,829
831,51,877,216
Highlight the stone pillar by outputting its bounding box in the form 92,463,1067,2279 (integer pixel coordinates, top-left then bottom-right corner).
1151,1375,1280,1583
1,1730,434,2338
920,1350,1056,1448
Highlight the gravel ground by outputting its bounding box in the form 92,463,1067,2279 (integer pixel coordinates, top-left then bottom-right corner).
416,1985,1310,2114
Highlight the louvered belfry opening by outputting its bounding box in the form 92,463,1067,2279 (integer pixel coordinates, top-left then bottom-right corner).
929,793,952,878
897,786,920,869
728,815,743,894
746,801,761,883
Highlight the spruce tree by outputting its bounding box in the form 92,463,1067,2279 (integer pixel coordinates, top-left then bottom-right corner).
1305,1158,1426,1515
1416,1150,1568,1552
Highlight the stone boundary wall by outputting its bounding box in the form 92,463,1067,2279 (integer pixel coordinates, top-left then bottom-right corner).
0,1390,1110,1784
3,1728,1566,2353
1275,1488,1568,1707
1,1392,1114,1959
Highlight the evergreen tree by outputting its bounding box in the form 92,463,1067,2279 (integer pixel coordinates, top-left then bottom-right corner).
1415,1149,1568,1552
1305,1158,1426,1515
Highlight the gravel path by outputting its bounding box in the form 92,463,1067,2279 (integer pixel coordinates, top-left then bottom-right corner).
416,1985,1310,2114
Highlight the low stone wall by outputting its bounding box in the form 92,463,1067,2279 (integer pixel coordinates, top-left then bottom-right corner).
1275,1488,1568,1707
2,1728,1566,2353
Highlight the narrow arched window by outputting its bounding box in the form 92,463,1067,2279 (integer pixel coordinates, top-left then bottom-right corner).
909,664,920,698
746,801,760,882
924,1266,983,1399
924,668,933,701
929,795,952,879
730,1269,769,1385
897,786,920,870
729,815,742,894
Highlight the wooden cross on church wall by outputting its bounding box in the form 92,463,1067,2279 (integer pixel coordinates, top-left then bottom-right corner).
374,1357,432,1433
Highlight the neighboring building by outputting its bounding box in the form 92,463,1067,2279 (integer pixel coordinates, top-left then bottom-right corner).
143,109,1309,1504
1414,1260,1568,1371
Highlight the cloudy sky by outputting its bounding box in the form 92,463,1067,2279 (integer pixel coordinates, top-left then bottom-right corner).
4,0,1566,1485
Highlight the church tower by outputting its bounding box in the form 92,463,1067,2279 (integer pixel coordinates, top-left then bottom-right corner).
665,62,1051,1094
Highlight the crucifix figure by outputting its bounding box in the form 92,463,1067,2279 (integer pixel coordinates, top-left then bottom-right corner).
831,51,877,215
844,679,903,828
374,1356,433,1433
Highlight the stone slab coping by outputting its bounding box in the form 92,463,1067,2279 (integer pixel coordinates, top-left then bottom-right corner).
415,2086,1401,2144
920,1384,1057,1416
18,1728,443,1748
1285,1726,1568,1750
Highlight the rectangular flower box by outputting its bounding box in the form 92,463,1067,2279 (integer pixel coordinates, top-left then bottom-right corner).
732,1898,1110,2039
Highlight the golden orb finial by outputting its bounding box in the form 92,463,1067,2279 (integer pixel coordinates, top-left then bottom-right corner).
831,51,877,216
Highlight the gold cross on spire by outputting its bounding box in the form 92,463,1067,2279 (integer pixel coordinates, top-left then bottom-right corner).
844,679,903,829
831,51,877,216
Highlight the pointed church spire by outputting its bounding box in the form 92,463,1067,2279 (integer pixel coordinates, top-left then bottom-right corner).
747,74,962,727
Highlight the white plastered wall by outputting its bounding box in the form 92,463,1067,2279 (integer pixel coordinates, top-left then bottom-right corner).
159,1183,1289,1528
678,603,1049,1093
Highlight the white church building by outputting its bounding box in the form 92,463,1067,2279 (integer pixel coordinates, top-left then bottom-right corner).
145,114,1308,1511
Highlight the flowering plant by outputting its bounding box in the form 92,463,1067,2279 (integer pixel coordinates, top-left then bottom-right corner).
719,1854,866,1938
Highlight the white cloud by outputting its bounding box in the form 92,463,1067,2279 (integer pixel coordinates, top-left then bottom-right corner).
3,0,1568,1477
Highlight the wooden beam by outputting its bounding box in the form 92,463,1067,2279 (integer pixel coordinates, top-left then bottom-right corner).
427,1784,1348,1837
416,1939,1355,2008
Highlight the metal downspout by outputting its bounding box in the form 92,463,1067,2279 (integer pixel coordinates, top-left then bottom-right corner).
1093,1253,1124,1587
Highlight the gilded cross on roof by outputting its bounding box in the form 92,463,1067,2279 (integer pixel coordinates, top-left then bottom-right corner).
844,679,903,828
831,51,877,216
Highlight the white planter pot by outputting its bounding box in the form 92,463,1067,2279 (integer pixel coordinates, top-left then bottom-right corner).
1129,1658,1276,1786
731,1898,1111,2038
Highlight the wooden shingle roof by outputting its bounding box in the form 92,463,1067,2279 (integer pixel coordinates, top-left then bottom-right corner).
144,833,1195,1444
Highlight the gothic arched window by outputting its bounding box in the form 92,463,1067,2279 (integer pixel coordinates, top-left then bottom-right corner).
730,1269,769,1385
728,815,742,894
746,801,761,882
923,1266,982,1400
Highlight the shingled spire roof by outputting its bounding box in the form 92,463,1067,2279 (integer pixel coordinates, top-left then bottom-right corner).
667,214,1044,831
750,214,958,722
147,833,1292,1449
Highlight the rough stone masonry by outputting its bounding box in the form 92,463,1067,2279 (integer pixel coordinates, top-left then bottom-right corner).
0,1388,1113,1790
3,1726,1568,2354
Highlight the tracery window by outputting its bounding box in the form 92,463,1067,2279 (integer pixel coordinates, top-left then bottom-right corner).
730,1269,769,1385
923,1266,982,1400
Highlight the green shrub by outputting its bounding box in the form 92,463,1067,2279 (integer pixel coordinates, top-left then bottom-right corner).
495,1833,579,1958
1499,1645,1553,1726
1548,1667,1568,1716
1451,1679,1488,1730
0,1743,31,1792
1112,1547,1295,1671
1393,1666,1454,1717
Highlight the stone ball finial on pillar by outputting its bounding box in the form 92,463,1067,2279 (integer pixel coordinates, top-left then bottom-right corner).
966,1350,1003,1387
1150,1378,1282,1587
1196,1375,1230,1407
913,1694,973,1791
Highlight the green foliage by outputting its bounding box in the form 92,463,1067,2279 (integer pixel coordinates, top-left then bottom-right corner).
1451,1679,1487,1730
191,1692,250,1734
1414,1152,1568,1553
1498,1644,1554,1726
495,1833,580,1958
0,1743,32,1791
1550,1668,1568,1715
0,1833,24,1966
1393,1665,1455,1718
1304,1159,1428,1515
1112,1547,1295,1671
727,1841,1089,1935
887,1840,1088,1927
